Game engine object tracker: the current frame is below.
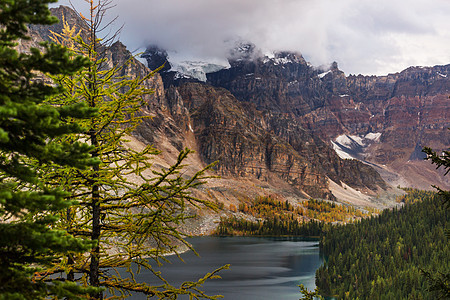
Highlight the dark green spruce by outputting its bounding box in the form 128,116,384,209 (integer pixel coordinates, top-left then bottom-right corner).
0,0,99,299
316,189,449,299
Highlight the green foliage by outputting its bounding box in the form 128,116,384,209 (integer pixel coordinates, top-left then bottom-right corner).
423,146,450,176
316,190,449,299
423,146,450,208
422,144,450,297
298,284,323,300
0,0,58,43
395,188,436,204
41,2,227,298
421,269,450,299
0,0,99,298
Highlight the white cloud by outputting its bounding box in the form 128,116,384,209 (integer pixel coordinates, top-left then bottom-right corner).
51,0,450,75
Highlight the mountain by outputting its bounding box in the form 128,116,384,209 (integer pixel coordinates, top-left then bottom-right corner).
143,42,398,197
23,6,449,232
202,44,450,191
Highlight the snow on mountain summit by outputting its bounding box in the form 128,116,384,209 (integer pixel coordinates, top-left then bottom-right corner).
171,61,228,82
262,51,306,66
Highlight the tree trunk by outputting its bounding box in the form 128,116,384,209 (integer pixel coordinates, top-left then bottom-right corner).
89,144,102,299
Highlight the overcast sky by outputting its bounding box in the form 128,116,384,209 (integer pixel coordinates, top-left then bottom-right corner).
51,0,450,75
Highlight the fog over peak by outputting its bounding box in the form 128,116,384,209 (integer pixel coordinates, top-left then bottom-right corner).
52,0,450,75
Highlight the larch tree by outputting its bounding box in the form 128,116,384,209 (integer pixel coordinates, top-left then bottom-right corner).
43,1,227,299
0,0,99,299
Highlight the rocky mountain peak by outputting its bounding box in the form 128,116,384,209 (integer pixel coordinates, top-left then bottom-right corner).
262,51,307,66
109,41,132,63
141,45,172,72
331,61,339,70
27,5,450,213
227,41,262,66
28,6,89,43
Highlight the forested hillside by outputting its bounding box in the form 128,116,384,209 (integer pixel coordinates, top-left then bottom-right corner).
316,189,449,299
213,196,376,236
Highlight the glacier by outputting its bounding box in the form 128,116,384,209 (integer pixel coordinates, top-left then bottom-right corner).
171,61,229,82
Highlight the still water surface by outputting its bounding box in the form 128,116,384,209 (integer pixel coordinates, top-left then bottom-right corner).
130,236,322,299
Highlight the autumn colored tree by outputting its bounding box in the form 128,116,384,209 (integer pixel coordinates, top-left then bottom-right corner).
44,1,226,298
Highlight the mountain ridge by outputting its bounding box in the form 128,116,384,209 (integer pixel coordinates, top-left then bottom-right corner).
195,45,449,191
22,6,449,233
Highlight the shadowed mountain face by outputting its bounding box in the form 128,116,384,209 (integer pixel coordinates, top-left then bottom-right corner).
204,49,450,191
25,6,449,213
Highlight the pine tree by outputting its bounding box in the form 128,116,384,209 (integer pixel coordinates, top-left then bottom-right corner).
0,0,99,298
422,145,450,299
43,1,227,299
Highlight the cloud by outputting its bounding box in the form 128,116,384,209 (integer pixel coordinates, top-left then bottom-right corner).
52,0,450,75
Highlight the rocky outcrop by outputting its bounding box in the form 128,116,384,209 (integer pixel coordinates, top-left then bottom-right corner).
207,51,326,116
29,7,426,212
176,82,335,199
174,82,388,198
206,49,450,190
141,46,172,72
28,5,90,43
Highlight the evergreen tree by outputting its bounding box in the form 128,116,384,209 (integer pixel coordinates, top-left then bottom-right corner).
316,190,449,299
0,0,99,298
43,1,227,299
422,145,450,298
423,145,450,208
298,284,323,300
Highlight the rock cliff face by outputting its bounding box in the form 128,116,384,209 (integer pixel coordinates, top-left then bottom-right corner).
139,44,389,200
207,50,326,116
27,6,449,214
175,83,333,199
176,80,389,197
205,49,450,190
319,66,450,191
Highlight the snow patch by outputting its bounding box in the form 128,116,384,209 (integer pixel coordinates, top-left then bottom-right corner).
264,52,275,59
262,52,301,65
171,61,228,82
339,94,349,98
174,72,192,80
335,135,364,148
331,141,355,160
188,124,194,132
332,133,382,160
263,56,295,65
318,70,331,78
273,57,294,65
438,72,447,78
365,132,382,141
135,55,148,68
